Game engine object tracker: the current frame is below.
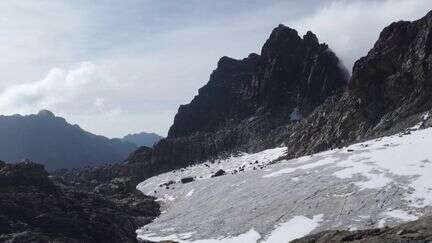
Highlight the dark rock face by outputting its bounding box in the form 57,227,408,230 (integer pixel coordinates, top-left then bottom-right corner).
0,161,159,243
168,25,347,139
0,110,137,171
293,216,432,243
350,11,432,121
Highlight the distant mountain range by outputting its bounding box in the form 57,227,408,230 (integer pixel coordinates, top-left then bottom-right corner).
0,110,137,170
121,132,163,147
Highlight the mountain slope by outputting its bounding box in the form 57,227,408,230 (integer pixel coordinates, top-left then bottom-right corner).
0,110,136,170
122,132,163,147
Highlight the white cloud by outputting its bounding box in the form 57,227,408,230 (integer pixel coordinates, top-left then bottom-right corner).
0,1,86,85
0,62,120,116
288,0,432,71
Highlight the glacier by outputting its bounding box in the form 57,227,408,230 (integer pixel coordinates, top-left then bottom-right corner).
137,124,432,242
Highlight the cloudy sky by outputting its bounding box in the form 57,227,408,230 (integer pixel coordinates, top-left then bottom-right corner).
0,0,431,138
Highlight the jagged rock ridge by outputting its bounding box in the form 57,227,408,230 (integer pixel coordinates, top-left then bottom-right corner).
146,25,348,174
168,25,348,138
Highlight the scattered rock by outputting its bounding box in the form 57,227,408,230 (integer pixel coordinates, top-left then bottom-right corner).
181,177,194,184
211,169,226,178
159,180,176,188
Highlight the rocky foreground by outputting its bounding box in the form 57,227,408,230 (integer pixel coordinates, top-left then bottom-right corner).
294,216,432,243
0,161,159,243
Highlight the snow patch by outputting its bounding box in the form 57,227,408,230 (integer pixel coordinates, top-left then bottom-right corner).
186,189,194,198
264,214,323,242
263,157,334,178
137,229,261,243
382,209,419,221
155,194,176,203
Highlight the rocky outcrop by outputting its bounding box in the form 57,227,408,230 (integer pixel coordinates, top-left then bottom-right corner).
53,146,156,192
293,216,432,243
0,161,159,243
350,12,432,120
277,10,432,159
0,110,137,171
130,11,432,176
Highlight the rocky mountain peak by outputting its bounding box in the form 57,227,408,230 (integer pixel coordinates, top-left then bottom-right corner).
303,31,319,45
156,24,349,171
261,24,302,59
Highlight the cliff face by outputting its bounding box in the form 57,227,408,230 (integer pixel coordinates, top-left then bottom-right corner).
350,11,432,120
133,11,432,177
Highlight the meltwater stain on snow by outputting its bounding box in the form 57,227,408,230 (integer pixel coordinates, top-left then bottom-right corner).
137,126,432,242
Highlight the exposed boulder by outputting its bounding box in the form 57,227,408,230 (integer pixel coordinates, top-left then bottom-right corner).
180,177,194,184
211,169,226,178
